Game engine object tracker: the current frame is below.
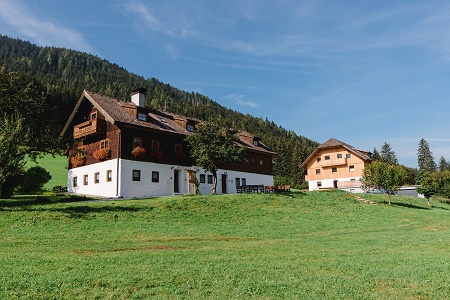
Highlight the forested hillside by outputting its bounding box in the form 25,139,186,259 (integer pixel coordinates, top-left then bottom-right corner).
0,35,318,187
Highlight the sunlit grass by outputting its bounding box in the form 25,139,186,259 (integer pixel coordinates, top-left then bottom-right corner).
1,190,449,299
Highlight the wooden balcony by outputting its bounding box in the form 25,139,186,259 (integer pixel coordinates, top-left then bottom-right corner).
73,119,106,139
320,158,347,167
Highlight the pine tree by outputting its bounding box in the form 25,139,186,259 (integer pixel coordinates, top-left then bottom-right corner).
438,156,449,172
380,142,398,164
417,138,437,172
372,147,381,161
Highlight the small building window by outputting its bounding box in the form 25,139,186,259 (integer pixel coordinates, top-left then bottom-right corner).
152,171,159,183
91,112,97,120
100,139,109,149
73,176,78,187
132,170,141,181
349,165,355,172
200,174,205,183
235,178,241,186
151,140,160,152
187,124,194,132
317,181,322,187
207,175,213,184
133,137,142,148
253,140,258,146
83,175,88,186
94,172,100,184
260,159,264,166
138,112,147,121
325,155,330,160
316,169,321,175
317,157,321,162
251,157,255,163
337,154,342,158
106,170,112,182
346,154,351,158
242,178,247,186
332,167,337,173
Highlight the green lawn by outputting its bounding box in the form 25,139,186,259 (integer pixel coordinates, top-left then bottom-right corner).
1,190,449,299
26,154,67,190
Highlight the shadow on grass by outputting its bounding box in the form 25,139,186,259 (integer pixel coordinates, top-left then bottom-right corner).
49,205,142,218
390,201,430,210
0,195,95,209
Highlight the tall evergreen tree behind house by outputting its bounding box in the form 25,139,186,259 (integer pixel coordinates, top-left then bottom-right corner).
372,147,381,161
417,138,437,172
380,142,398,164
0,35,319,187
438,156,449,172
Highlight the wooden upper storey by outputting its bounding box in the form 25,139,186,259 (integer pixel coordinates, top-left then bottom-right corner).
301,138,372,181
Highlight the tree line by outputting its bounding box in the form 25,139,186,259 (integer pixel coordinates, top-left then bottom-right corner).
0,35,319,194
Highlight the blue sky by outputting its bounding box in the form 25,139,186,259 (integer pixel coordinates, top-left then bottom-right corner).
1,0,450,167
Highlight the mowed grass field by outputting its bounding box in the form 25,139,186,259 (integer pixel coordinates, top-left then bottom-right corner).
1,190,450,299
26,155,68,190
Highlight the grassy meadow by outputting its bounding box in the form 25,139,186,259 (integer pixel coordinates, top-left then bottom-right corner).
1,190,450,299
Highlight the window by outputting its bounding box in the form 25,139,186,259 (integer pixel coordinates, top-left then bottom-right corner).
325,155,330,160
242,178,247,186
73,176,78,187
100,139,109,149
200,174,205,183
337,154,342,158
151,140,160,152
94,172,100,184
251,157,255,163
132,170,141,181
316,169,321,175
91,112,97,120
175,144,182,154
235,178,241,186
253,140,258,146
207,175,213,184
106,170,112,182
187,124,194,132
349,165,355,172
83,175,88,185
317,157,321,162
346,154,351,158
332,167,337,173
133,137,142,148
317,181,322,187
138,112,147,121
260,159,264,166
152,171,159,183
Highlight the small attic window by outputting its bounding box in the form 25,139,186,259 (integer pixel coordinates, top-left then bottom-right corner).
253,140,259,146
187,124,194,132
138,112,146,121
90,112,97,120
159,117,166,123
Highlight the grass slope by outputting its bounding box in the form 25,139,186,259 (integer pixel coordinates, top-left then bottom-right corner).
1,190,449,299
26,155,67,190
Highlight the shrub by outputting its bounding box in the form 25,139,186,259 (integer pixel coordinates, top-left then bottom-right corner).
18,166,52,194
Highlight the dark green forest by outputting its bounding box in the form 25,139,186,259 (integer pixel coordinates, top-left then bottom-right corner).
0,35,318,187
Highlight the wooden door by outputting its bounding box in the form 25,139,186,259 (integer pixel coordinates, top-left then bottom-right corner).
221,174,227,194
174,170,179,193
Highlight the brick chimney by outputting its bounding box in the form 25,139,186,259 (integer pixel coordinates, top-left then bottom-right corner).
131,87,147,107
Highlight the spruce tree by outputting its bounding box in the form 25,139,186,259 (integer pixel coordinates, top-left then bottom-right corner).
417,138,437,172
380,142,398,164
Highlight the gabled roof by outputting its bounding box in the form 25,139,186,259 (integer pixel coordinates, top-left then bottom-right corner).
60,90,275,155
300,138,372,168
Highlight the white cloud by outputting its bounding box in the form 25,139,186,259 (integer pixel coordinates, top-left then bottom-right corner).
224,94,258,108
0,0,93,52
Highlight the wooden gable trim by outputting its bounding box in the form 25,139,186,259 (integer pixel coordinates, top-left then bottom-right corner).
59,90,116,138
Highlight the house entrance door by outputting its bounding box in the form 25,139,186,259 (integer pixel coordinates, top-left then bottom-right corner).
174,170,179,193
333,180,338,188
221,174,227,194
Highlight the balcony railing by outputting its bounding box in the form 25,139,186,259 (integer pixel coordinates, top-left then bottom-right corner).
320,158,347,167
73,119,106,139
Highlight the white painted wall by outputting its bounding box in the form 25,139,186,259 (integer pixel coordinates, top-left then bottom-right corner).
67,159,119,198
67,159,274,198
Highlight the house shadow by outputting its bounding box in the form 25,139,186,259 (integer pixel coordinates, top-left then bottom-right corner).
390,201,430,210
49,205,142,219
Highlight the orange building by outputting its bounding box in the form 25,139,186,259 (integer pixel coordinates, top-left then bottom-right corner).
300,138,372,192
